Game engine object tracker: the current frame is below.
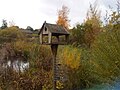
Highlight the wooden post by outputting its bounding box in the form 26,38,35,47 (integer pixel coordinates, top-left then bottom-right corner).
51,44,58,90
48,32,52,44
56,36,59,42
40,34,43,44
65,35,69,43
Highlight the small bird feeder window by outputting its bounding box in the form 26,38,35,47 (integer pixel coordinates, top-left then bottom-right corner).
45,27,47,31
38,21,69,45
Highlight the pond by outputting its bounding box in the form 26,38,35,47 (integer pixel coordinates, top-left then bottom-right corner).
7,60,29,72
1,57,29,72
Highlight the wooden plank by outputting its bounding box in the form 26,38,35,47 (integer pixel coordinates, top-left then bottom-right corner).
39,34,43,44
65,35,69,42
48,32,52,44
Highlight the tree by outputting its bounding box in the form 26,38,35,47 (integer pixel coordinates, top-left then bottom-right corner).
103,1,120,31
1,19,7,29
71,24,86,47
9,20,15,27
70,3,101,48
26,26,33,31
84,3,102,47
56,5,70,29
108,1,120,30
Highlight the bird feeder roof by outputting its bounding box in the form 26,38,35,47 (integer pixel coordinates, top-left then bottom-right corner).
38,21,69,35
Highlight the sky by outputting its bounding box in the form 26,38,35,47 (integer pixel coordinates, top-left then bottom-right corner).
0,0,117,29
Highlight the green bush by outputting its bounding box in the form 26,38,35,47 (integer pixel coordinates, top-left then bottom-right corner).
90,29,120,84
0,26,25,44
58,29,120,89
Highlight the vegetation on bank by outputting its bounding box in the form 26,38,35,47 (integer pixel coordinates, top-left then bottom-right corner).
0,27,53,90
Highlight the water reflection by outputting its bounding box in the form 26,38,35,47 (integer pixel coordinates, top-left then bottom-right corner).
1,57,29,72
7,60,29,72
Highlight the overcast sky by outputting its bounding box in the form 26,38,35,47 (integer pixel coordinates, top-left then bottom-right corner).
0,0,117,29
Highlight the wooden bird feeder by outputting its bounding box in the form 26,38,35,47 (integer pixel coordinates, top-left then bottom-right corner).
38,21,69,90
38,21,69,45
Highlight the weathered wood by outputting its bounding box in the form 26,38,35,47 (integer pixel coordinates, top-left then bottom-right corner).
39,34,43,44
48,32,52,44
51,44,58,90
65,35,69,43
38,21,69,45
56,36,59,42
43,27,49,34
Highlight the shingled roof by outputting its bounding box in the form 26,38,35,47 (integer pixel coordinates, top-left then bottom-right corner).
38,21,69,35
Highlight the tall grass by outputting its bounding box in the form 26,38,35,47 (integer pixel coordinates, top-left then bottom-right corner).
0,26,54,90
90,30,120,84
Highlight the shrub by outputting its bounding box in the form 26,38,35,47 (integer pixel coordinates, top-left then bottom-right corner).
58,46,81,89
90,29,120,84
59,45,81,69
0,41,53,90
0,26,25,44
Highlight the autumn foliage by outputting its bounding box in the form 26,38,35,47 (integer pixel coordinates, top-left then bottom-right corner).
56,5,70,29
